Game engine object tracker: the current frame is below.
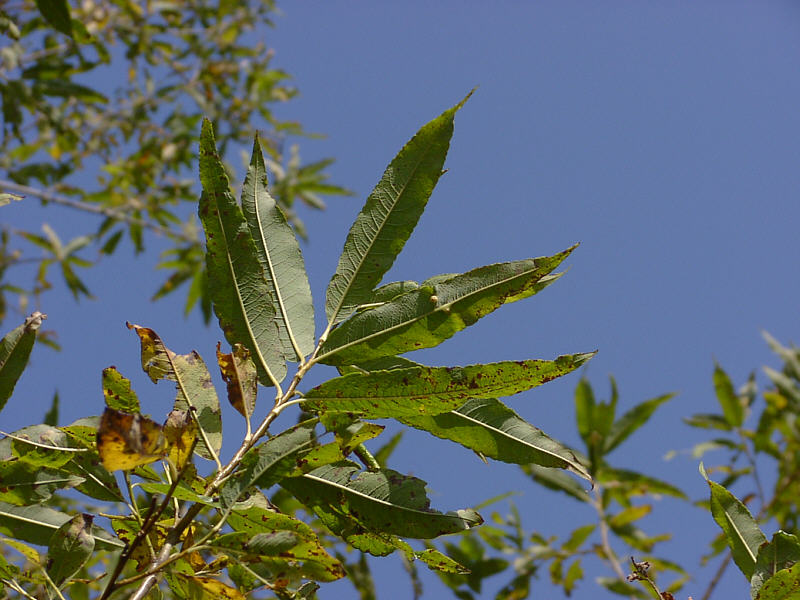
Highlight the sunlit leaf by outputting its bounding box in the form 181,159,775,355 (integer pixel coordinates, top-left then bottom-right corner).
198,119,286,386
318,249,573,365
172,574,246,599
163,409,198,470
0,502,123,548
46,513,94,588
217,343,257,420
0,192,23,206
604,393,675,454
281,462,482,539
714,363,745,428
96,407,167,472
325,92,472,326
595,467,687,499
756,561,800,600
102,367,140,413
241,137,315,361
305,354,594,418
700,463,766,579
0,312,45,413
127,323,221,460
751,531,800,599
401,397,591,481
0,461,83,505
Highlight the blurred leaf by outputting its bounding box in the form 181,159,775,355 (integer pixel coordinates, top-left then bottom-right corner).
319,250,573,365
34,0,72,37
0,192,23,206
325,92,471,326
714,363,744,428
306,355,594,419
525,464,590,503
683,413,733,431
604,393,675,454
0,312,45,413
96,407,167,472
701,463,766,579
596,467,687,499
198,119,285,385
282,462,482,539
46,513,94,588
241,137,315,361
401,397,590,481
43,391,58,426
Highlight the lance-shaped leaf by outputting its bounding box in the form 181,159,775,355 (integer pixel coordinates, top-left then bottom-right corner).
604,393,675,454
400,398,591,481
318,249,573,365
46,513,94,589
102,367,140,413
751,531,800,599
0,461,83,505
198,119,286,385
325,93,471,326
0,501,123,548
0,312,45,413
524,464,590,503
128,323,221,461
304,354,594,419
281,462,482,539
217,343,257,420
700,463,766,579
714,363,745,428
241,138,315,361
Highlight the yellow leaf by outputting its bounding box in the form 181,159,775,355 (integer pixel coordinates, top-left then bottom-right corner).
96,408,167,471
163,409,197,469
177,574,245,599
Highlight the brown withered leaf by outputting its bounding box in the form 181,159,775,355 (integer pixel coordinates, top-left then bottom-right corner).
217,342,257,419
163,409,198,470
96,408,168,472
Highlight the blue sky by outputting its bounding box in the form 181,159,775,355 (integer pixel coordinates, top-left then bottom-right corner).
5,2,800,598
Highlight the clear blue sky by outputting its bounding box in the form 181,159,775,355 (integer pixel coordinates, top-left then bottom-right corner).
6,2,800,598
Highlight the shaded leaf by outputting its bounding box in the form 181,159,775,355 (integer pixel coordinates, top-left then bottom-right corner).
524,464,590,503
127,323,221,460
319,249,573,365
0,502,123,548
401,397,591,481
241,137,315,361
0,461,83,505
0,312,45,413
163,409,197,470
43,391,59,426
305,354,594,418
46,513,94,588
198,119,285,385
752,531,800,599
34,0,73,37
217,343,257,420
325,93,471,326
282,462,482,539
756,562,800,600
701,463,766,579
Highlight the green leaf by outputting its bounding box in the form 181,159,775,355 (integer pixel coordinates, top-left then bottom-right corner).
34,0,73,37
305,354,594,418
127,323,221,461
46,513,94,588
400,397,591,481
43,391,59,426
241,137,315,361
319,249,573,365
2,424,77,469
714,364,745,428
281,462,482,539
683,413,734,431
0,461,83,505
0,312,45,414
0,502,123,549
219,420,317,509
701,463,766,579
756,562,800,600
524,464,590,503
325,92,472,326
595,467,687,499
337,355,422,376
198,119,285,386
604,393,675,454
752,531,800,599
102,367,140,413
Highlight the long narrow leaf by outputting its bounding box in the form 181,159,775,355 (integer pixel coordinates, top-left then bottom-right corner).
700,463,766,579
400,398,590,481
241,138,315,361
305,354,594,418
0,502,123,548
0,312,46,413
325,92,472,326
46,513,95,588
714,363,744,428
281,462,482,539
198,119,286,385
604,393,675,454
318,249,574,365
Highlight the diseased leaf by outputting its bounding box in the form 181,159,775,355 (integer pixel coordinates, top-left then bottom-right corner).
0,461,83,505
163,409,198,470
401,398,591,481
217,343,257,420
756,562,800,600
172,574,245,600
281,462,482,539
701,463,766,579
714,363,745,428
46,513,94,588
752,531,800,599
96,407,167,472
127,323,221,461
198,119,286,386
325,93,471,326
0,312,46,413
318,250,573,365
102,367,140,413
2,424,76,468
604,393,675,454
241,137,315,361
305,354,594,418
0,502,123,548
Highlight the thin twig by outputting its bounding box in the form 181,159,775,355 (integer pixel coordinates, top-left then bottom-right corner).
700,552,731,600
591,487,627,581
